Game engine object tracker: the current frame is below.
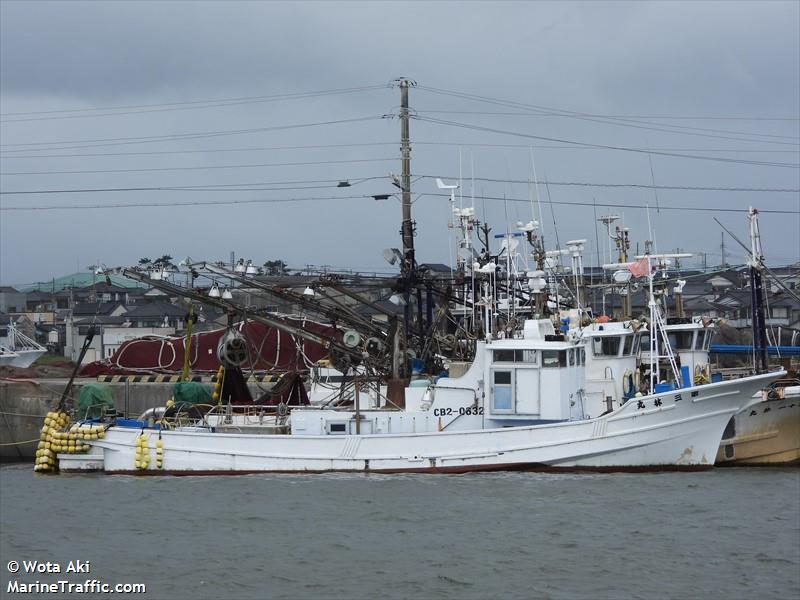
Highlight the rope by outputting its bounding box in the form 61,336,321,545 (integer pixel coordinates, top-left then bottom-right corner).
0,437,39,446
0,410,49,418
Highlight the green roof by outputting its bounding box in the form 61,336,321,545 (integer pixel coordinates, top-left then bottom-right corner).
21,272,142,292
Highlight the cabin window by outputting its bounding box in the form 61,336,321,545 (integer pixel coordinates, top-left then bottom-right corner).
699,330,713,350
632,334,641,355
640,334,651,350
522,350,538,363
668,332,694,350
327,422,348,434
577,347,585,365
494,350,516,362
622,335,633,356
593,336,621,357
542,350,566,368
492,370,514,412
493,349,537,364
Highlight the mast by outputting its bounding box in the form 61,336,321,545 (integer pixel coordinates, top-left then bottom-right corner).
748,207,769,374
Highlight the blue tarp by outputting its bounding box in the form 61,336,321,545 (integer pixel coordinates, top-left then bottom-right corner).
710,344,800,356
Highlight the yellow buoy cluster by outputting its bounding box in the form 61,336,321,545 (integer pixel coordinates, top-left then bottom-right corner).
134,431,165,471
134,433,150,470
155,437,164,469
34,412,105,472
212,364,225,403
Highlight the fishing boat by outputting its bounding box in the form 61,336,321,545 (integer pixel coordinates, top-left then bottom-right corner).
61,315,780,474
57,250,785,474
0,322,46,368
716,378,799,465
42,82,790,474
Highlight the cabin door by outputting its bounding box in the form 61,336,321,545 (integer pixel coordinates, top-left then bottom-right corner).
491,369,515,413
514,368,540,415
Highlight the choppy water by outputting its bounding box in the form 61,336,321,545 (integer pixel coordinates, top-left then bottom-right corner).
0,465,798,600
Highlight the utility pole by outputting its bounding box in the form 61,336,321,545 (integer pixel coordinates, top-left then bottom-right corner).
388,78,417,393
397,78,416,279
720,233,726,268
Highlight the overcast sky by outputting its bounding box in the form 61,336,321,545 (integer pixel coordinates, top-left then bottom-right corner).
1,0,798,287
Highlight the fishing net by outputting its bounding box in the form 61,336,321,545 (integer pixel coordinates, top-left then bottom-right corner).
77,383,115,419
171,381,213,405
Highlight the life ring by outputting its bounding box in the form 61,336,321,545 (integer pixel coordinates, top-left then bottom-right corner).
623,369,636,398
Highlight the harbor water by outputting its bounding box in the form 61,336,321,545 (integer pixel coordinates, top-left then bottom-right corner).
1,465,798,599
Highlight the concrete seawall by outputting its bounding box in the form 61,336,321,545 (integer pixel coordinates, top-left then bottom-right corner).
0,379,273,461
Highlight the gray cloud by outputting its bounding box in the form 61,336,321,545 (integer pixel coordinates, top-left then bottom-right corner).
1,0,798,286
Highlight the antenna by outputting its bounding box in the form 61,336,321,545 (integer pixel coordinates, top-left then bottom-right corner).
529,147,545,235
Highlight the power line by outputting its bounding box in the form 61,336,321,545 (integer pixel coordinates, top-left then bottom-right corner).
3,140,798,160
414,115,800,169
0,157,398,176
0,142,399,159
0,194,377,211
413,110,800,122
418,175,800,194
3,191,798,213
0,115,386,151
3,175,798,196
0,84,390,121
416,110,800,145
0,176,385,195
415,110,800,142
416,86,800,146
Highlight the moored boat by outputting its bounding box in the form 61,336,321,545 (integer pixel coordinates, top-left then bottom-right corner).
0,322,46,368
716,379,800,465
61,315,783,474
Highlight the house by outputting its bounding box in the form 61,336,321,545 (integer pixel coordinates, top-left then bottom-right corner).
711,289,800,329
0,313,38,346
0,312,10,347
22,271,141,294
764,262,800,293
64,302,186,364
121,303,186,329
0,287,26,314
25,291,57,312
71,302,128,318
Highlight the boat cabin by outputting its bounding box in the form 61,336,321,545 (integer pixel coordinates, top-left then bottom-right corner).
640,318,714,386
289,319,588,437
581,322,642,417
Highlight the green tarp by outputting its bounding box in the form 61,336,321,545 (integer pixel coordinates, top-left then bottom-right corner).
77,384,115,419
172,381,212,406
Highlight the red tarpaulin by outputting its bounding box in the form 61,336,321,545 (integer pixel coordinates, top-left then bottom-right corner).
80,318,336,376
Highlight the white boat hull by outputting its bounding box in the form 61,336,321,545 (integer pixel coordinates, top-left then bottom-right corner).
84,373,779,474
1,349,46,368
